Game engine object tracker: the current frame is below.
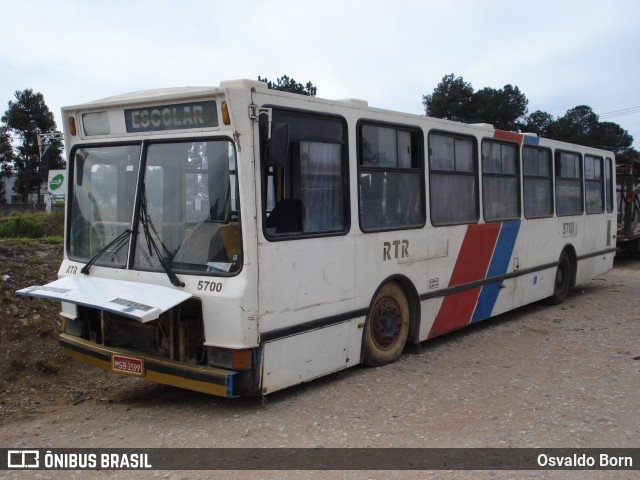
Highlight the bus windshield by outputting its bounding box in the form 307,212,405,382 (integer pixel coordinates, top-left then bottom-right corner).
68,139,242,276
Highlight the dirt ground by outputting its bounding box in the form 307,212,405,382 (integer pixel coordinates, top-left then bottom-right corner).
0,243,638,480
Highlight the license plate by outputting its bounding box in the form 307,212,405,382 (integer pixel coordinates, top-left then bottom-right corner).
112,355,144,376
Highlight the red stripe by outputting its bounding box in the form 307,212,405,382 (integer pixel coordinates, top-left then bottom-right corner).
493,130,523,145
428,223,501,338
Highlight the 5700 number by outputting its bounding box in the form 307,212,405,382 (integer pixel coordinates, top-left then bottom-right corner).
562,221,577,237
197,280,223,292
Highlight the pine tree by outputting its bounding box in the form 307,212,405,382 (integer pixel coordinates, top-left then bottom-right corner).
2,89,64,203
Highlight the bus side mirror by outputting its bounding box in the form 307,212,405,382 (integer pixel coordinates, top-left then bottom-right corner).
266,123,290,167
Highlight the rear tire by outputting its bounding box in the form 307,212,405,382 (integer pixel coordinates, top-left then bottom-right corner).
362,281,409,367
548,251,571,305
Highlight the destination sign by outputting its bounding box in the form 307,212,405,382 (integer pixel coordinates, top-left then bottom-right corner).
125,101,218,133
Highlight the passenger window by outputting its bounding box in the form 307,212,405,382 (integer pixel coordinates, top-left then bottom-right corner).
358,123,424,231
481,140,520,221
523,146,553,218
605,157,614,213
555,151,583,216
585,155,604,214
260,110,349,239
429,132,478,225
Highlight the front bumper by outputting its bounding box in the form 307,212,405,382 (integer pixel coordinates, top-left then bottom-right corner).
60,333,238,397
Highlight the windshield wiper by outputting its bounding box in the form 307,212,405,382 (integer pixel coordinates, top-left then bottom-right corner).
80,229,131,275
138,184,185,288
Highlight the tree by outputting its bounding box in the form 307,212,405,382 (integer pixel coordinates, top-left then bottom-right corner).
547,105,599,147
0,127,14,203
423,75,528,130
424,76,637,156
257,75,317,96
544,105,635,155
522,110,556,137
616,147,640,165
470,84,528,131
423,74,474,122
1,89,64,203
590,121,634,154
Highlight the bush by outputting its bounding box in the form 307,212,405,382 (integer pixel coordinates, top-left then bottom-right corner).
34,209,65,236
0,215,44,238
0,210,64,239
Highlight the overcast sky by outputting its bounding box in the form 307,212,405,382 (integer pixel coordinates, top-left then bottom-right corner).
1,0,639,148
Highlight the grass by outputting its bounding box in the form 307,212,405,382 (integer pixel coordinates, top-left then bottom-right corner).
0,237,63,247
41,235,64,244
0,210,64,243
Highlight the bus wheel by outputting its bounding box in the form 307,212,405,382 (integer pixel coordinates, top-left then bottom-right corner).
362,281,409,366
548,251,572,305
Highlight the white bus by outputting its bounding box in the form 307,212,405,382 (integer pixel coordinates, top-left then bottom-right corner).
18,80,616,397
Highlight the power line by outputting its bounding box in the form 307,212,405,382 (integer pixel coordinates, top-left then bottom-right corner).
599,105,640,119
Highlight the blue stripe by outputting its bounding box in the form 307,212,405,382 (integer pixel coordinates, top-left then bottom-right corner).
523,135,540,145
470,220,521,323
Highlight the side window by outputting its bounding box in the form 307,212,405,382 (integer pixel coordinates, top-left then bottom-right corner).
429,132,478,226
260,110,349,239
481,140,520,221
585,155,604,214
522,146,553,218
555,151,583,216
358,123,424,230
605,157,614,213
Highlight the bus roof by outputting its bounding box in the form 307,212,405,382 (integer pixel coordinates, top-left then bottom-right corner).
61,79,614,156
63,86,222,111
62,80,274,112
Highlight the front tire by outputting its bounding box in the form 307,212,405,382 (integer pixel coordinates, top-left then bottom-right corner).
362,281,409,366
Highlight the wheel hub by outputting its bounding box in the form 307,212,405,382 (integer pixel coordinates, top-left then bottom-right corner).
372,297,401,349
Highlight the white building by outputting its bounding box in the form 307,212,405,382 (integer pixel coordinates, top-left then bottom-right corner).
1,175,21,204
1,174,52,205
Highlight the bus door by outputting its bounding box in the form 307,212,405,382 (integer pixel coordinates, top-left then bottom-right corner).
255,107,358,392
